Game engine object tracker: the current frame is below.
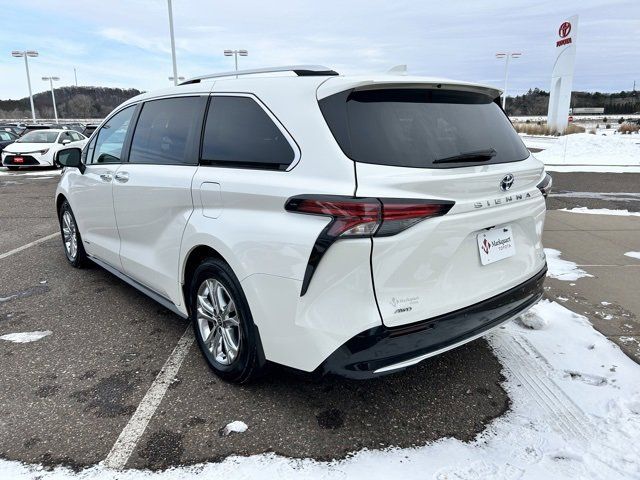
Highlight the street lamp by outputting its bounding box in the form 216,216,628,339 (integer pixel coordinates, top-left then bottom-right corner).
166,0,179,85
224,49,248,76
42,76,60,123
11,50,39,122
495,52,522,111
168,76,185,83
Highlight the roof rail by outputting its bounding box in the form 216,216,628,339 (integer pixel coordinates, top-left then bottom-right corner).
179,65,339,85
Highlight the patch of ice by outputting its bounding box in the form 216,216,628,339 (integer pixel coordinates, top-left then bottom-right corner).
560,207,640,217
625,252,640,260
545,248,592,281
0,330,52,343
220,421,248,436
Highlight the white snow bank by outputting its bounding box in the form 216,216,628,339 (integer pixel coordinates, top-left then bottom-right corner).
545,248,592,281
0,302,639,479
533,133,640,172
0,168,60,177
624,252,640,260
0,330,52,343
560,207,640,217
518,308,548,330
220,421,248,436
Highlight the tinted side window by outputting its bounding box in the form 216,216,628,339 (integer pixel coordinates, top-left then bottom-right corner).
201,96,294,170
0,132,12,141
129,97,203,165
90,106,135,164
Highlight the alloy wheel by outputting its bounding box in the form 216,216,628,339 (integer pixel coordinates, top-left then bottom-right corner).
196,278,242,365
61,210,78,260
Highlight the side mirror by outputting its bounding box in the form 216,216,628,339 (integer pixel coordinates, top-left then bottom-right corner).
61,138,72,145
56,147,85,173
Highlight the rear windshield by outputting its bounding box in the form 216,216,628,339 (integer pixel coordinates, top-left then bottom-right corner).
319,88,530,169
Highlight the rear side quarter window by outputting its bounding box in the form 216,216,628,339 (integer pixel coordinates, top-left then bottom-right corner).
201,96,295,171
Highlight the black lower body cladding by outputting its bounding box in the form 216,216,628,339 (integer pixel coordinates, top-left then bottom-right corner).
317,265,547,379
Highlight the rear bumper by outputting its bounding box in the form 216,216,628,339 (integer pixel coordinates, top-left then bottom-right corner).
316,264,547,379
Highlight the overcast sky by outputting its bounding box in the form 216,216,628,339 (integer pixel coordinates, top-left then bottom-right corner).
1,0,638,100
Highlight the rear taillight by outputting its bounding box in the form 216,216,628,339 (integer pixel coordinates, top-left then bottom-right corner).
537,173,553,198
285,195,454,295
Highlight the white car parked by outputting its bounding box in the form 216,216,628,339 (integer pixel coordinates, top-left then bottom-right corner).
54,65,551,383
2,129,87,170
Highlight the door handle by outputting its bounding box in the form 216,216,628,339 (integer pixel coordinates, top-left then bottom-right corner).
99,173,113,182
114,171,129,183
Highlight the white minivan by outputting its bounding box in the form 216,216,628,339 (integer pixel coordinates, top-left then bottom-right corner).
55,66,551,383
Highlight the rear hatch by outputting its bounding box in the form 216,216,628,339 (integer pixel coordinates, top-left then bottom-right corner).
319,83,547,327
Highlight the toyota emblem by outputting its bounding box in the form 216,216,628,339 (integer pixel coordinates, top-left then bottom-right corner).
559,22,571,38
500,174,514,191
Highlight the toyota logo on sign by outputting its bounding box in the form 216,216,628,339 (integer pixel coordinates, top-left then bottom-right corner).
559,22,572,38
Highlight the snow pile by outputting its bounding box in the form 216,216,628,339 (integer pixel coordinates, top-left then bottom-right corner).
0,169,61,177
545,248,592,281
625,252,640,260
0,330,52,343
533,133,640,172
220,421,248,436
0,302,639,479
518,309,548,330
560,207,640,217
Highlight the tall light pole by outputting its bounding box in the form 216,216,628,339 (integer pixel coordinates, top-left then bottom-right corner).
224,49,248,77
495,52,522,111
169,76,185,84
42,76,60,123
11,50,39,122
167,0,179,85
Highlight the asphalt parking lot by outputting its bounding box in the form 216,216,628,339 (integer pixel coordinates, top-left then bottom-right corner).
0,169,639,471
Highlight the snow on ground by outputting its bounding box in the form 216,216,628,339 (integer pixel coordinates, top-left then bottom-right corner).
1,300,639,479
560,207,640,217
0,331,52,343
0,168,60,177
625,252,640,260
220,421,248,436
544,248,592,281
526,133,640,173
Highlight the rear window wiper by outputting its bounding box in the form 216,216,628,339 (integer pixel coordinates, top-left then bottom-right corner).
432,148,497,164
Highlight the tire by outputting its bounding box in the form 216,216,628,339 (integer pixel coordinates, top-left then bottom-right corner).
58,200,88,268
6,166,19,171
190,258,265,383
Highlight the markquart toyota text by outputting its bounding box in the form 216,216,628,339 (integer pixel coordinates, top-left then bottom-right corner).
54,65,552,383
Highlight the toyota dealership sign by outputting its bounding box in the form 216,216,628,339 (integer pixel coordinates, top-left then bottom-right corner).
547,15,579,133
557,21,573,47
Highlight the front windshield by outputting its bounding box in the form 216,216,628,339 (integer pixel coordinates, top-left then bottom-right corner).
17,131,59,143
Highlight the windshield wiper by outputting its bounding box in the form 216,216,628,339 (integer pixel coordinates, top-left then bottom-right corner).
432,148,497,164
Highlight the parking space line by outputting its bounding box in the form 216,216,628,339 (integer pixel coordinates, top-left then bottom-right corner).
103,324,195,470
0,232,59,260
